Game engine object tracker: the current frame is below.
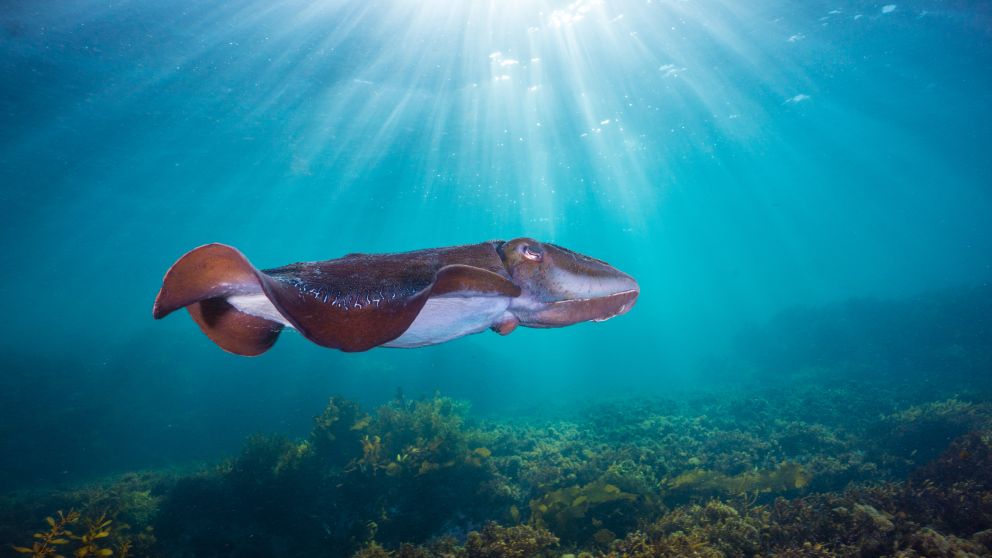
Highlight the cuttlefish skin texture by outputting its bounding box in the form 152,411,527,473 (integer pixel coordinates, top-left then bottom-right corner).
152,238,639,356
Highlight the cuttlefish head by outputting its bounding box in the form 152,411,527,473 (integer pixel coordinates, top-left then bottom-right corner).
497,237,639,327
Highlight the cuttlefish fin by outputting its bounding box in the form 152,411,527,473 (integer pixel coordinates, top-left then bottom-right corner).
258,265,520,352
187,298,283,356
153,244,284,356
259,276,432,353
430,265,521,298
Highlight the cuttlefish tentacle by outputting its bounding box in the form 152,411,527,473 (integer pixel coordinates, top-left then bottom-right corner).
153,238,638,356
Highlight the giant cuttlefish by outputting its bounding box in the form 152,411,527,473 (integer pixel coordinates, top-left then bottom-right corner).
153,238,639,355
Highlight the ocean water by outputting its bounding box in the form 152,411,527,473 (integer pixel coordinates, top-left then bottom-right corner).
1,0,991,555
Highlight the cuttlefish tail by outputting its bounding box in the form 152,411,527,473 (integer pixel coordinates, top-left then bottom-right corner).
152,244,283,356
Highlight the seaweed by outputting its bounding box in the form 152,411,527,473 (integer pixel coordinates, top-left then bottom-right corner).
528,480,650,547
902,430,992,536
605,500,762,558
463,522,558,558
70,512,114,558
11,510,124,558
11,510,79,558
310,395,367,469
873,399,992,474
153,393,509,556
5,377,992,558
663,462,811,504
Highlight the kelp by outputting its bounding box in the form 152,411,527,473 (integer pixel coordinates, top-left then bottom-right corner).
529,480,643,546
663,462,811,503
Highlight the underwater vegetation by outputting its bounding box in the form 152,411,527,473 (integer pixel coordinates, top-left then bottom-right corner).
662,462,811,501
1,473,167,557
528,479,644,546
150,393,510,556
4,375,992,557
11,510,126,558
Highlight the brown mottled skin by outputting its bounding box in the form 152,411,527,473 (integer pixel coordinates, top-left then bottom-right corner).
153,238,638,355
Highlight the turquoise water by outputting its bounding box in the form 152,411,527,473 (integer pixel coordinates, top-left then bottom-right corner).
1,0,990,501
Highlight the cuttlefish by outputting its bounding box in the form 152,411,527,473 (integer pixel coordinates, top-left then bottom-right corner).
152,238,639,355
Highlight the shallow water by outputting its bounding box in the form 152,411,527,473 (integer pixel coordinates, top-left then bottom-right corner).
1,0,990,555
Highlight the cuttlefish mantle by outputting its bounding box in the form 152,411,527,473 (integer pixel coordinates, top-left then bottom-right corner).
152,238,639,355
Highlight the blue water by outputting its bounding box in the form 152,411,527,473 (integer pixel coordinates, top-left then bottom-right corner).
1,0,990,491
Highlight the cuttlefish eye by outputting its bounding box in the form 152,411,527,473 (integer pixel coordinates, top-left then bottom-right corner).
521,245,543,262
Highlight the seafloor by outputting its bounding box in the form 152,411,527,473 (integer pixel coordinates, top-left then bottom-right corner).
2,287,991,558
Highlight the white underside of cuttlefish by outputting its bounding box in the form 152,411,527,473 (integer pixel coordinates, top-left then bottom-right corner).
228,293,515,348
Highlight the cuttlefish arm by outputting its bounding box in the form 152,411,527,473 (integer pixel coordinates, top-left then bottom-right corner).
153,243,519,355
